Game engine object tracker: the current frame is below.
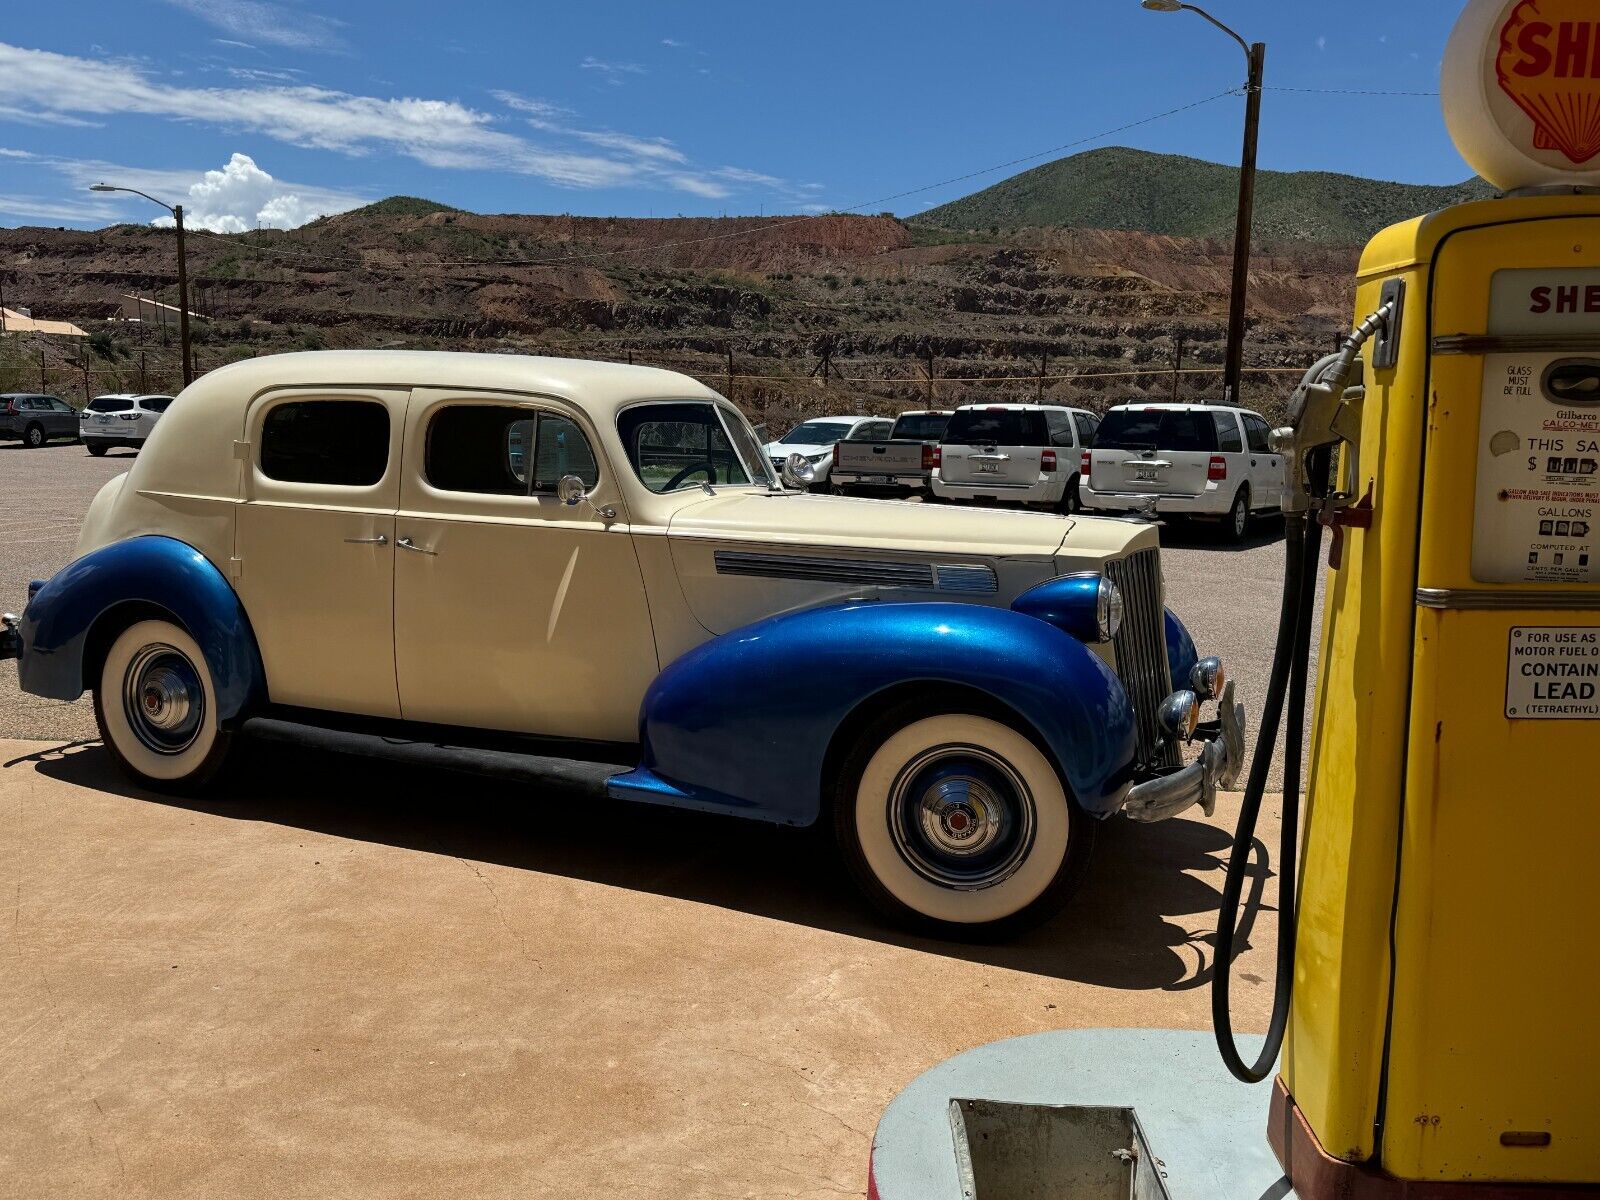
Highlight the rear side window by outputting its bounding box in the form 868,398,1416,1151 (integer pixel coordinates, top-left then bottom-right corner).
142,397,173,413
261,400,390,486
1243,414,1273,453
1073,412,1099,444
890,413,950,441
849,420,895,442
1094,409,1218,453
426,405,600,496
88,397,135,413
943,409,1048,447
1214,412,1244,452
1044,410,1076,447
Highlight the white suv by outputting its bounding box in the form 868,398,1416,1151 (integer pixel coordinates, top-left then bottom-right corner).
80,393,175,456
932,403,1100,512
1080,404,1284,542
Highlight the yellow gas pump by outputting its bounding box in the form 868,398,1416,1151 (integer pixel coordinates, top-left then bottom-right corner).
1211,2,1600,1194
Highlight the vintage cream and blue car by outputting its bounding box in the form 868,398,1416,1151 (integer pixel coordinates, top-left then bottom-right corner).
0,352,1243,935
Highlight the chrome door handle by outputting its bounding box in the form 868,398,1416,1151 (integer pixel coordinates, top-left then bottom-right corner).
396,537,436,555
344,534,389,546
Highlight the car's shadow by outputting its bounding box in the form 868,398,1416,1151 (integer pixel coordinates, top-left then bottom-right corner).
20,738,1274,992
1156,516,1285,553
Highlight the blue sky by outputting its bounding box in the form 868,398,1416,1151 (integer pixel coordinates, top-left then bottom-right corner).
1,1,1472,232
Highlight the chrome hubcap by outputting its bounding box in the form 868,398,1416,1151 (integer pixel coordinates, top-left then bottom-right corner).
888,745,1036,891
122,644,204,755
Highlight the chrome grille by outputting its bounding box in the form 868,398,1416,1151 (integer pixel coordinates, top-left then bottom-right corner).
1106,548,1180,769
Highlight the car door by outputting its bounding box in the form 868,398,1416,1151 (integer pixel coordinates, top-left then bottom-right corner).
1213,411,1248,502
392,389,656,744
44,396,76,438
1242,413,1284,508
234,389,407,717
136,396,170,443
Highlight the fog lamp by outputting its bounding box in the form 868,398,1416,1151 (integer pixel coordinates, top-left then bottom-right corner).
1157,689,1201,744
1190,656,1225,700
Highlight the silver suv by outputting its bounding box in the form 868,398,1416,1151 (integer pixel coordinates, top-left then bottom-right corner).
80,393,175,456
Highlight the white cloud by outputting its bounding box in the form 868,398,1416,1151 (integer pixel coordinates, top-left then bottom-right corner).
661,38,687,48
0,104,101,128
580,56,647,85
1316,35,1327,51
0,43,818,208
154,152,366,232
162,0,344,53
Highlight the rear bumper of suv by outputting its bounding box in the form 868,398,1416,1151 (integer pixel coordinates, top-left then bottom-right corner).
1081,479,1229,517
931,474,1065,506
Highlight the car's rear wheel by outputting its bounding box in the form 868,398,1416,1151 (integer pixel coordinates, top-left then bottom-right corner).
94,618,234,793
1221,485,1251,544
833,705,1092,938
86,443,108,457
1058,474,1083,514
24,423,45,448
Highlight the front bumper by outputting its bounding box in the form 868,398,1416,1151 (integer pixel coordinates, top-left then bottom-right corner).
1121,680,1245,823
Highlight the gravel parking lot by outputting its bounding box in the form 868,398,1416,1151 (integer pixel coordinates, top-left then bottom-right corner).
0,440,1318,786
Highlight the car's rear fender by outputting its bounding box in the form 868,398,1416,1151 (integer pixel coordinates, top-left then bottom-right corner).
609,601,1138,826
18,535,266,724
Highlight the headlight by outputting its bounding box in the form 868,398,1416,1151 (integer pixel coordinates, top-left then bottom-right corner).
807,453,830,464
1190,656,1225,700
1157,690,1200,744
1097,577,1124,642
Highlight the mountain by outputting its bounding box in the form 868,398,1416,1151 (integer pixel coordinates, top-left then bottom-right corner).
913,147,1495,243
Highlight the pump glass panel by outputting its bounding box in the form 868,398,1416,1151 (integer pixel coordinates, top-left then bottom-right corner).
1471,268,1600,583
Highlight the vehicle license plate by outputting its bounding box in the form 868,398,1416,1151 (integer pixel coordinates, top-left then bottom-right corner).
1134,468,1159,482
975,463,1001,475
873,474,896,484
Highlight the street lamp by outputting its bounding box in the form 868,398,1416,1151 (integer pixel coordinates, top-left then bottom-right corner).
90,183,193,387
1141,1,1265,407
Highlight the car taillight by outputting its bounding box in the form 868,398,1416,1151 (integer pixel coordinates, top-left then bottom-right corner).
922,444,940,471
832,444,841,466
1041,449,1057,472
1081,450,1091,477
1209,455,1228,482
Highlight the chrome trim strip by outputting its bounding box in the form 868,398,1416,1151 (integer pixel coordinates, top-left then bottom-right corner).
1433,334,1600,356
1416,587,1600,611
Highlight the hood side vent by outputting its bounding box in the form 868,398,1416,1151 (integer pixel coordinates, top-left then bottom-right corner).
935,564,999,594
715,550,936,590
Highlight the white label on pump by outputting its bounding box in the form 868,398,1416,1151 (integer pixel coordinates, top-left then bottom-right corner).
1506,627,1600,720
1473,353,1600,583
1490,269,1600,334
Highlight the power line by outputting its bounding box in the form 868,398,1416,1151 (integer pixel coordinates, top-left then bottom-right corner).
181,87,1244,272
1264,85,1439,97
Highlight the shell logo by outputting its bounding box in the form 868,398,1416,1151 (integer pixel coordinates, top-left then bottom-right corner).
1496,0,1600,165
1443,0,1600,191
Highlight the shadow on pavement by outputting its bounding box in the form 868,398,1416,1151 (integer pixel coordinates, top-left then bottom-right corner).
24,737,1275,993
1157,516,1285,553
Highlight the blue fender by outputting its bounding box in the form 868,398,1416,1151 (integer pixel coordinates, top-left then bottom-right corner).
608,602,1138,826
19,536,266,724
1165,608,1199,694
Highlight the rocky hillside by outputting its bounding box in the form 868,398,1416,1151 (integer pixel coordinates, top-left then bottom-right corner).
915,147,1494,243
0,201,1363,429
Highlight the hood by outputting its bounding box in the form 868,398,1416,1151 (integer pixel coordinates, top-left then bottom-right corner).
668,490,1074,558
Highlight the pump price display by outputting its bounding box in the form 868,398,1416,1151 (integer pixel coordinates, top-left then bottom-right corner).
1473,269,1600,584
1507,627,1600,720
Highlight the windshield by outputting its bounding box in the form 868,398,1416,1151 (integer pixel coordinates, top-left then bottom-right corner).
618,401,775,493
890,414,950,442
943,409,1048,447
778,420,854,446
1095,409,1218,452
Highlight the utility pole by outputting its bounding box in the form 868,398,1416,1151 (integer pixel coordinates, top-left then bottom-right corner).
89,184,193,386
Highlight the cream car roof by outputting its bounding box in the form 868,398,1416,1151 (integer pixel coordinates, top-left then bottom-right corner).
129,351,726,501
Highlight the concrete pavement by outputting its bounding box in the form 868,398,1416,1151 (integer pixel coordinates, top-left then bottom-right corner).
0,736,1282,1200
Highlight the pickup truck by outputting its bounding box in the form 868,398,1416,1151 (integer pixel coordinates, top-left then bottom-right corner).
831,410,953,497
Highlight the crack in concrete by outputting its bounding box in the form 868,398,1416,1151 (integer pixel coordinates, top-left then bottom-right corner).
456,857,540,970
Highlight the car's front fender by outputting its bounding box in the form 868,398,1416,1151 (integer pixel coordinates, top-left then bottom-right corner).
18,535,266,723
609,601,1138,826
1165,608,1199,693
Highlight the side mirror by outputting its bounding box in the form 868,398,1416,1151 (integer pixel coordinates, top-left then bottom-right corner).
556,475,588,506
781,452,816,490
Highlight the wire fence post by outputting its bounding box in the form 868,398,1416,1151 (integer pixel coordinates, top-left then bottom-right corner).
924,350,936,405
139,350,147,393
1172,333,1185,403
37,350,47,394
1037,352,1048,403
725,343,734,399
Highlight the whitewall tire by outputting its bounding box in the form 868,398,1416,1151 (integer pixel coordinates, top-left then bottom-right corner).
95,619,234,792
834,707,1092,937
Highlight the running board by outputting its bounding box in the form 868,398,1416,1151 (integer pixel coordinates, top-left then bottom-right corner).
240,716,623,798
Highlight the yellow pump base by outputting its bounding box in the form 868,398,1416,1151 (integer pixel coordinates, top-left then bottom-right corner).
1274,192,1600,1197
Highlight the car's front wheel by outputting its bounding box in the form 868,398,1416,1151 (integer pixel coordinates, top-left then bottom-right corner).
24,423,45,448
834,705,1091,937
94,618,234,793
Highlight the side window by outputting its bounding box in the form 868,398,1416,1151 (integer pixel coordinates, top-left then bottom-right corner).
1044,411,1075,447
1244,414,1272,454
1072,412,1098,445
1214,412,1244,453
858,420,894,441
261,400,390,486
425,405,600,496
49,398,73,413
142,397,172,414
